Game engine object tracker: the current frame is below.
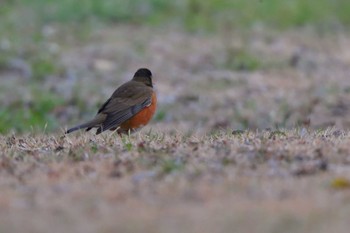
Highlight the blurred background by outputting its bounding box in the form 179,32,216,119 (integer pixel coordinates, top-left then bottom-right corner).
1,0,350,134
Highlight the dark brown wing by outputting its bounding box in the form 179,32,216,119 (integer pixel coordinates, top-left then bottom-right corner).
94,81,153,134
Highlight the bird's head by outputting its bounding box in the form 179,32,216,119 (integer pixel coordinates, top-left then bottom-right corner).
133,68,153,87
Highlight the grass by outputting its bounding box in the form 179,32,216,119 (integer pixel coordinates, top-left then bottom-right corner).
1,129,350,232
0,0,350,133
4,0,350,30
0,88,64,133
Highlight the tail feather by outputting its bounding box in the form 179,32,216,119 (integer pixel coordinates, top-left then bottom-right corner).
66,116,105,134
66,122,93,134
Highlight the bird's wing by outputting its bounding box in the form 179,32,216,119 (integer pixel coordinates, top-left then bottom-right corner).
96,81,153,134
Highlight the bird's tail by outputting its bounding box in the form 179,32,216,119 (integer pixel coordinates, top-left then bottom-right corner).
65,117,104,134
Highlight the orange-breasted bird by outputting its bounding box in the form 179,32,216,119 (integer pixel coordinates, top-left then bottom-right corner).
66,68,157,135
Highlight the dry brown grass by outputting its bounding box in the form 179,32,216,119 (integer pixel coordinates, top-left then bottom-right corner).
1,128,350,233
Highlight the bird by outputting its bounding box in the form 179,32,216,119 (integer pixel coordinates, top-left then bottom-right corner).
66,68,157,135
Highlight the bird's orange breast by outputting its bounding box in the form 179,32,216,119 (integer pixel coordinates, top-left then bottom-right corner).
119,92,157,133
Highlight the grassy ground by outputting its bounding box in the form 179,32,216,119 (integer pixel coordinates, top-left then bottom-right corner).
1,129,350,232
1,0,350,232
